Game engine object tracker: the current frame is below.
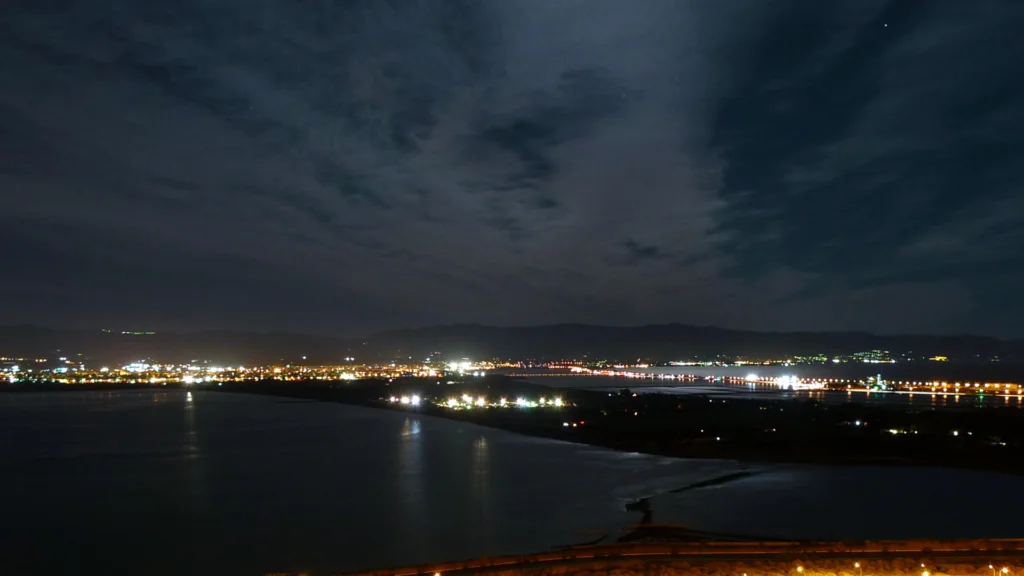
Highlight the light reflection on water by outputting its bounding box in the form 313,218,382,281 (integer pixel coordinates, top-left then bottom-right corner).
1,390,1024,576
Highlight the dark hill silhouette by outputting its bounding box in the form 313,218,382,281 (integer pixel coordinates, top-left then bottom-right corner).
368,323,1024,362
0,323,1020,365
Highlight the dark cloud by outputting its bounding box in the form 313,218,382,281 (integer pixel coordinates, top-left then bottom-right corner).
1,0,1022,336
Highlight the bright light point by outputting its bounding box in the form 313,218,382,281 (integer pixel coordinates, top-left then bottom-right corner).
399,396,410,405
411,395,421,406
183,375,194,384
923,571,929,576
553,397,563,407
854,563,860,568
475,396,485,407
516,397,527,407
952,430,959,436
745,373,758,382
446,398,458,408
539,397,546,405
462,394,472,403
854,420,861,426
499,397,507,407
797,567,803,573
1002,569,1009,574
563,422,570,427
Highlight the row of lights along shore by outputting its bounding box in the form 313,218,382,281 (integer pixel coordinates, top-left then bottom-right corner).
784,564,1012,576
432,563,1011,576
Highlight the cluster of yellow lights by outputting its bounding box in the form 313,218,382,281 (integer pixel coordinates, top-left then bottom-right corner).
19,360,487,385
789,564,1010,576
438,395,563,409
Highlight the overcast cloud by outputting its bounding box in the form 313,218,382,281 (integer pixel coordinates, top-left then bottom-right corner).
2,0,1022,336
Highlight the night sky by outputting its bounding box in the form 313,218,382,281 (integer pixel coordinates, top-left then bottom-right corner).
3,1,1023,337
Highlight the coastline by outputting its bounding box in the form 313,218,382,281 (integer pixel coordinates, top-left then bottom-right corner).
7,379,1024,477
206,379,1024,477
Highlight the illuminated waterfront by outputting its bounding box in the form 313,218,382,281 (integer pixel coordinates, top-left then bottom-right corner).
519,374,1024,408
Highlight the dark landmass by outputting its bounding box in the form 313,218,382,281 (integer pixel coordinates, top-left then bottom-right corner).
3,323,1024,365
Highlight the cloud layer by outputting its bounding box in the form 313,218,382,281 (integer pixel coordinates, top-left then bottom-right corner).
2,0,1022,336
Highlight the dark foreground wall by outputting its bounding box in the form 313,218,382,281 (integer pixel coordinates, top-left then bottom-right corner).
456,558,1013,576
338,539,1024,576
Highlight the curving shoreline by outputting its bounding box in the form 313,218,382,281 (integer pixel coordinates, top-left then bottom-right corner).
9,378,1024,476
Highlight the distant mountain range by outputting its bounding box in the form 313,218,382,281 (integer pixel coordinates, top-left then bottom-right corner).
369,323,1024,363
1,323,1021,365
0,325,347,366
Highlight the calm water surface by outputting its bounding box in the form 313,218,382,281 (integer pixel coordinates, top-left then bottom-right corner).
2,390,1023,576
